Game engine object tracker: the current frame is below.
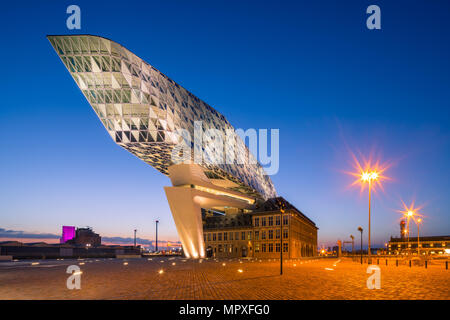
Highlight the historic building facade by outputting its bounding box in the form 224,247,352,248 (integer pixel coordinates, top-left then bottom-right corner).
203,198,318,258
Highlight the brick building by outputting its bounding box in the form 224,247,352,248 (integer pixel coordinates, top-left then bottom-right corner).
203,197,318,258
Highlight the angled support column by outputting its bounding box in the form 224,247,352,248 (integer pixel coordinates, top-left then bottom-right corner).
164,163,255,259
164,186,205,259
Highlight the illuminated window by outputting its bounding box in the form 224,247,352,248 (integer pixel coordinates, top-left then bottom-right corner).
255,243,260,252
248,231,252,240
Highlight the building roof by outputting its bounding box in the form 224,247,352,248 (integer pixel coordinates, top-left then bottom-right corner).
254,197,317,228
203,197,317,230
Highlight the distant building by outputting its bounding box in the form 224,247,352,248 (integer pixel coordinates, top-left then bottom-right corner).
388,235,450,256
388,219,449,255
60,226,76,243
67,227,101,247
203,197,318,258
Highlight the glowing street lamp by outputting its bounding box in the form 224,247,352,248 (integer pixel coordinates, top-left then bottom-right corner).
417,218,422,256
360,170,379,260
346,152,390,262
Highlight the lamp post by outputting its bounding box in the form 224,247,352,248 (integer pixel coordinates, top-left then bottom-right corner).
406,210,414,256
358,226,363,264
155,220,159,252
277,199,286,276
134,229,137,247
417,218,422,256
360,171,379,261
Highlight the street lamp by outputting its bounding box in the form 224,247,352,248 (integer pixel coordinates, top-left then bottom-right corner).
277,199,286,276
416,218,422,256
357,226,363,264
398,200,424,257
361,170,379,261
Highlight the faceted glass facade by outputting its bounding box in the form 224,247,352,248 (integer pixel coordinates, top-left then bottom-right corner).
48,35,276,200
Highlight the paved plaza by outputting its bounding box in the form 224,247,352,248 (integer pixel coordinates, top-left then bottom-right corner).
0,257,448,300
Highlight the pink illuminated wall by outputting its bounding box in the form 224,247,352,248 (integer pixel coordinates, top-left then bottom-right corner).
60,226,76,243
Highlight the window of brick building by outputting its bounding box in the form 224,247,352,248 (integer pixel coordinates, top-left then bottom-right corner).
269,243,274,252
268,230,273,239
254,231,259,240
268,216,273,226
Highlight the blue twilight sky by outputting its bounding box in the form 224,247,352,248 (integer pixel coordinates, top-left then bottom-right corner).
1,0,449,247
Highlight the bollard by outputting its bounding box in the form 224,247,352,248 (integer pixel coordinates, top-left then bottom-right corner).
396,259,398,267
386,259,388,266
446,261,448,270
377,259,379,265
425,260,427,269
409,260,411,268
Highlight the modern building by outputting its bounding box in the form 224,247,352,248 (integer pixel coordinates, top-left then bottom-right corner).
48,35,316,258
203,197,317,258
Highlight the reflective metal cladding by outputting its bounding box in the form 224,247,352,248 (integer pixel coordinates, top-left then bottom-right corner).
48,35,276,200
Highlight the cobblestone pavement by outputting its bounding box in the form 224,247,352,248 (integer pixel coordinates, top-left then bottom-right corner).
0,257,448,300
